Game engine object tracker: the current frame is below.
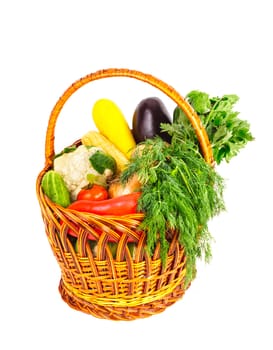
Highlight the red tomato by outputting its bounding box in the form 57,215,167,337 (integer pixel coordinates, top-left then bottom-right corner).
77,185,109,201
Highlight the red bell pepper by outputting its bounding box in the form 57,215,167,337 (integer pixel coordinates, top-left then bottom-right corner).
68,192,141,216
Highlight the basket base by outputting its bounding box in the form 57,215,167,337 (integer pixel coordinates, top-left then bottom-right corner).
58,279,186,321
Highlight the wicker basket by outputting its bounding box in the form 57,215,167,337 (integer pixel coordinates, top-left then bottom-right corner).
36,68,214,321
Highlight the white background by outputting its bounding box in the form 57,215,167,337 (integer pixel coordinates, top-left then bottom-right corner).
1,0,272,349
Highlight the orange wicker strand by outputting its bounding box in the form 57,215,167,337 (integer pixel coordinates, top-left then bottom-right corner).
36,68,213,320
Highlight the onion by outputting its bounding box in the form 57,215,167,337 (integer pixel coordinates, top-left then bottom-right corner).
108,174,142,198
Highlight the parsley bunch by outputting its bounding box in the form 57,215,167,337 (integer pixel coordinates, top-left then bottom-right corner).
173,91,254,164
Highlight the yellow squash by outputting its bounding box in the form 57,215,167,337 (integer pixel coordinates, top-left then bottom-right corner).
92,99,136,158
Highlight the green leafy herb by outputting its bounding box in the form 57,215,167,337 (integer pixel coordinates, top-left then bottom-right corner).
173,91,254,164
121,90,252,286
121,137,225,285
89,151,117,174
54,145,77,159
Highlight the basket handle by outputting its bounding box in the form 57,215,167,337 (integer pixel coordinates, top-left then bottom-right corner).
45,68,214,166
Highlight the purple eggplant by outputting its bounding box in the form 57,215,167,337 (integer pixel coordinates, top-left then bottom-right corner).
132,97,172,143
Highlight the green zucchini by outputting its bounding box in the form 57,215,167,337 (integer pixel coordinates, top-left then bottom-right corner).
41,170,71,207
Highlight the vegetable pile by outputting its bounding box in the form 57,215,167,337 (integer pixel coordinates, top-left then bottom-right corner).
41,91,254,284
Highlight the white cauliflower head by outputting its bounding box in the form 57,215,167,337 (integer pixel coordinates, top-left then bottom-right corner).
53,145,115,200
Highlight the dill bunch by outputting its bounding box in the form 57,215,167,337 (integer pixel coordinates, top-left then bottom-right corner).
121,136,225,285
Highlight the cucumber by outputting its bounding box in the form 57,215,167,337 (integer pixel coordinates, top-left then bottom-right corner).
41,170,71,207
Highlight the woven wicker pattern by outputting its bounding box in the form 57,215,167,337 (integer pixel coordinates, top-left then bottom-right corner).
36,68,213,320
59,280,187,320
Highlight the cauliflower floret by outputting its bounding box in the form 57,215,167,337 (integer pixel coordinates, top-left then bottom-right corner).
53,145,115,200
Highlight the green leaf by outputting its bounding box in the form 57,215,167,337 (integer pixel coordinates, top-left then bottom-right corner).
183,90,254,164
54,145,77,159
186,90,211,114
89,151,116,174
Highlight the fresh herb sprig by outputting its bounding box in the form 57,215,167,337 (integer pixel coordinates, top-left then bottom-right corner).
173,91,254,164
121,136,225,284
